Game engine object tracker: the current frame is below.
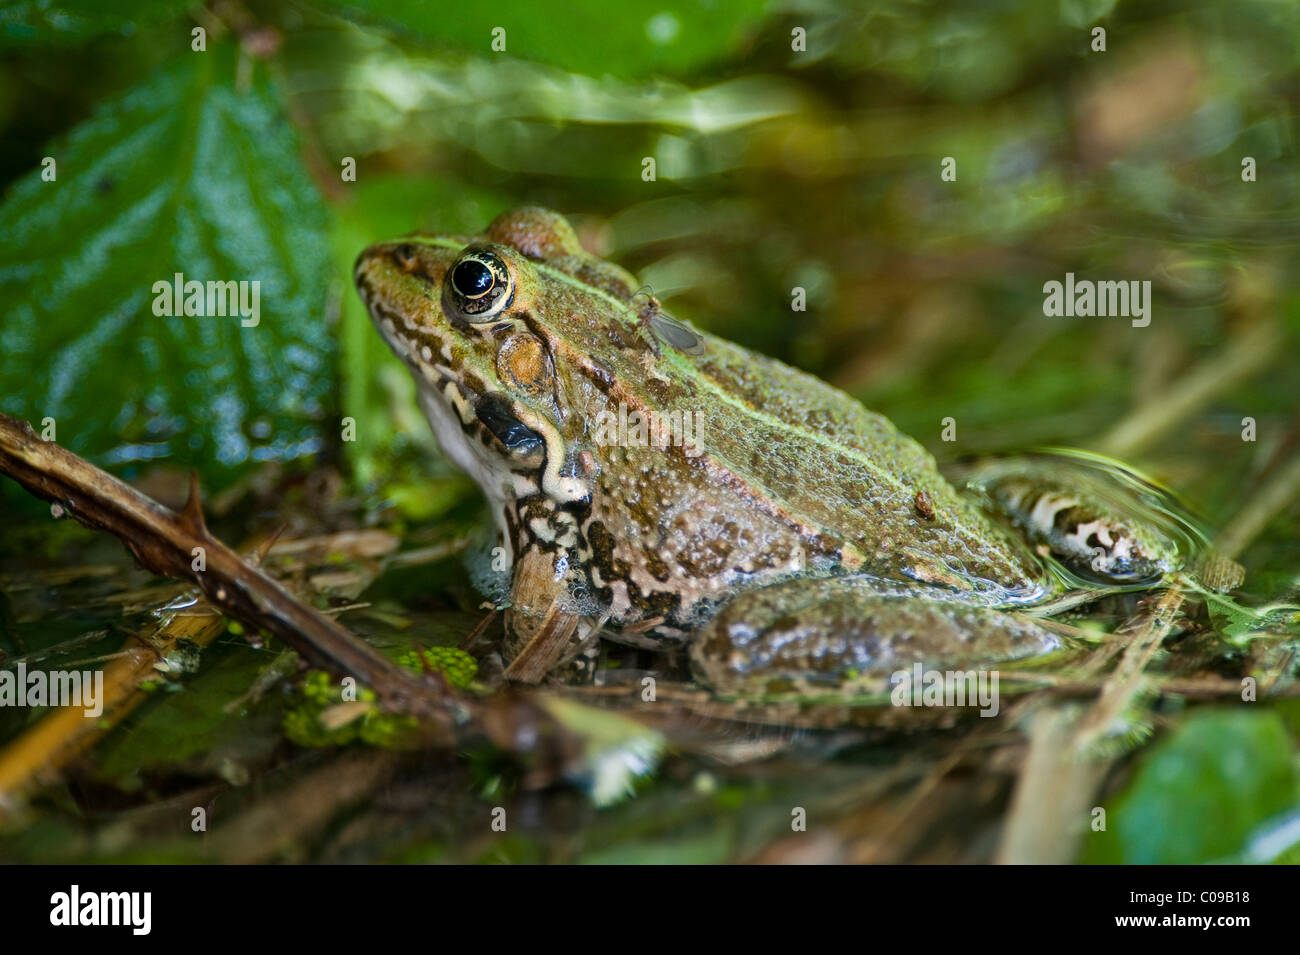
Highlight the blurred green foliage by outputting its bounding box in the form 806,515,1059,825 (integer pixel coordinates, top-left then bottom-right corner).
326,0,772,79
0,0,191,46
1085,709,1299,864
3,0,1300,864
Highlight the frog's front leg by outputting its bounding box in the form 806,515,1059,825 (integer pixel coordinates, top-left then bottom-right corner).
502,544,597,682
689,576,1061,698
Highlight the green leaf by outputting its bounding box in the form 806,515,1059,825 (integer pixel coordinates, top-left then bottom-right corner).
1084,709,1299,864
1059,0,1118,30
324,0,772,79
0,0,191,47
0,45,334,485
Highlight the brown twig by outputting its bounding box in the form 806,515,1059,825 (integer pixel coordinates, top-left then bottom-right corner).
0,595,227,809
0,413,464,725
1095,320,1281,458
1212,446,1300,563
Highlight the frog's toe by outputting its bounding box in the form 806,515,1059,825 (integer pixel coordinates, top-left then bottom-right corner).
690,578,1059,698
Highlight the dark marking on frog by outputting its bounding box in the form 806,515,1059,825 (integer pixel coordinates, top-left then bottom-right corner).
519,495,554,522
474,394,545,458
517,313,556,348
561,495,593,529
586,517,683,619
502,505,521,552
631,585,681,620
586,521,625,579
605,322,650,353
581,359,618,398
357,285,462,387
585,518,684,621
914,490,935,521
642,547,673,583
583,521,619,605
643,375,689,406
354,272,378,308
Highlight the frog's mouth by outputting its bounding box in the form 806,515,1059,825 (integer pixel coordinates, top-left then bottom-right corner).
400,344,592,515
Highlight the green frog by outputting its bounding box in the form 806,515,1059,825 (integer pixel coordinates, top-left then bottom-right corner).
354,207,1191,698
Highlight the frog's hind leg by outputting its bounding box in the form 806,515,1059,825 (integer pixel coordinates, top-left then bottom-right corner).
689,575,1060,698
971,455,1192,587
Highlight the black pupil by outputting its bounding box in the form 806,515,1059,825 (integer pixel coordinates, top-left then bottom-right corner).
453,259,494,298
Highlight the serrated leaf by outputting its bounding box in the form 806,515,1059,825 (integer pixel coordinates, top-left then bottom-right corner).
0,46,334,485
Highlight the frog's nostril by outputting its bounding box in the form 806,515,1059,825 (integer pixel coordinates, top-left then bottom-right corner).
393,243,419,271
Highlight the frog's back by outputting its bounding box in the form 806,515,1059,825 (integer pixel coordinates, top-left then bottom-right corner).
677,333,1048,602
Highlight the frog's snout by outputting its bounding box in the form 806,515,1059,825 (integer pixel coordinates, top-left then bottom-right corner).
352,241,396,300
354,239,441,287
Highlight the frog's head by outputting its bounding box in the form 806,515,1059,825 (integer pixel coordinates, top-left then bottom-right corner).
354,207,702,529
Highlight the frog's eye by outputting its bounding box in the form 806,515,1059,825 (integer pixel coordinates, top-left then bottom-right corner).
445,249,514,321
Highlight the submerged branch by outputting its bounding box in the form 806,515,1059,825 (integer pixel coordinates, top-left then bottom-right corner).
0,413,461,724
0,595,227,807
